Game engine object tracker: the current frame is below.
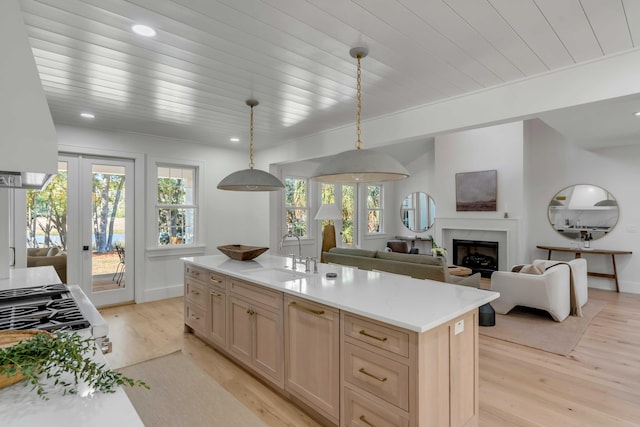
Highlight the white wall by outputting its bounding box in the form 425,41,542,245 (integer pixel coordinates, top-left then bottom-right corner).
55,125,271,302
525,119,640,293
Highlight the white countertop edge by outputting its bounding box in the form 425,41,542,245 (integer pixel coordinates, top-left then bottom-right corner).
183,255,499,333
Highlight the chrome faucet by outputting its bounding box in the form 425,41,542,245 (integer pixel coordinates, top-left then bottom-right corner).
280,230,302,267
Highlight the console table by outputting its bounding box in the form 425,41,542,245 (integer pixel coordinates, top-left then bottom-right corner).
536,245,632,292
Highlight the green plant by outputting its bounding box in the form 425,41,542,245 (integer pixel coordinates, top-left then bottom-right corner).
0,331,148,399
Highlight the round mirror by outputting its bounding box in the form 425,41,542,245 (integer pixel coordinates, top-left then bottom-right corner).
401,192,436,232
547,184,619,240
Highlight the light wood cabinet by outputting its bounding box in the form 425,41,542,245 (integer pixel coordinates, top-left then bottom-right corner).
343,311,479,427
184,262,480,427
228,279,284,388
284,295,340,424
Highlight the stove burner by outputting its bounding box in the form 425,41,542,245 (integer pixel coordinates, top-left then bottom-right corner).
0,285,91,332
0,283,68,303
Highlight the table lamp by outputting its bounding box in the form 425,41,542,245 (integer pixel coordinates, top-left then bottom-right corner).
314,203,342,263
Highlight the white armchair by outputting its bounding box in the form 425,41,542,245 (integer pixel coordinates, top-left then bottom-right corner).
490,263,571,322
534,258,588,309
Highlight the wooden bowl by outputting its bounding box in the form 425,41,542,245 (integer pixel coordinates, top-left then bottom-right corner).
0,330,52,389
217,245,269,261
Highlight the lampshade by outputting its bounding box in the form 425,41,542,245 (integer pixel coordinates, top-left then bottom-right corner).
314,203,342,221
217,99,284,192
311,47,409,184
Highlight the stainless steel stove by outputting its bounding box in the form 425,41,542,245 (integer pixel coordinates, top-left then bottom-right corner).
0,283,111,353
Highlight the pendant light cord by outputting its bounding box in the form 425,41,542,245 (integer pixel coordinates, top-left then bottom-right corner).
249,104,255,169
355,54,363,150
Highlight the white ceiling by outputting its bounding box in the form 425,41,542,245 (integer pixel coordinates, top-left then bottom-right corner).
19,0,640,150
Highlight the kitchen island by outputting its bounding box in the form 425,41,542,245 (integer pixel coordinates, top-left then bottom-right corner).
183,254,499,427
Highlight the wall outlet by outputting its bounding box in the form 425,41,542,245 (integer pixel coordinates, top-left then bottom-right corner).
454,319,464,335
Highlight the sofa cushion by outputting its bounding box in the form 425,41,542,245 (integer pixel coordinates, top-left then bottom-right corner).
47,247,60,256
327,247,377,258
375,251,444,266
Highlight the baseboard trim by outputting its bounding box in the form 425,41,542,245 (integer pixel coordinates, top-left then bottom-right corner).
142,284,183,303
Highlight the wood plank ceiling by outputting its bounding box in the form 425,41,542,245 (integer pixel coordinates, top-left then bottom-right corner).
18,0,640,149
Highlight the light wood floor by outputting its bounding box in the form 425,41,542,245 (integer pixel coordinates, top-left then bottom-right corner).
100,289,640,427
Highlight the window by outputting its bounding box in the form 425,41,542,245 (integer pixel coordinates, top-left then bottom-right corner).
285,176,308,237
367,185,383,234
156,165,196,245
341,184,356,245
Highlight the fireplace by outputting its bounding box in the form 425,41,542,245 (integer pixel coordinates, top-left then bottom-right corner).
452,239,498,278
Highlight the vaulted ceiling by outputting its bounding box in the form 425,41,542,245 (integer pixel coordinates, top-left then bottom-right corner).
20,0,640,150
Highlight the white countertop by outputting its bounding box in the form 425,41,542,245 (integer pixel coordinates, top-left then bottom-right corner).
183,254,499,333
0,266,62,289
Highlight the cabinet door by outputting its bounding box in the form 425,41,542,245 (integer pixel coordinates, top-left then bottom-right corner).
228,296,252,366
285,296,340,422
208,288,227,348
449,311,478,427
252,304,284,386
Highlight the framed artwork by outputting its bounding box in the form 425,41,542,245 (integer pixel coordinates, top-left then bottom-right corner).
455,169,497,211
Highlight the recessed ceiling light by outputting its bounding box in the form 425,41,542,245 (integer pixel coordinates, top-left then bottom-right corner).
634,111,640,117
80,112,95,119
131,24,156,37
230,137,240,142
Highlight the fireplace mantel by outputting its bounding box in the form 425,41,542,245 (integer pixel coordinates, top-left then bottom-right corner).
435,217,520,272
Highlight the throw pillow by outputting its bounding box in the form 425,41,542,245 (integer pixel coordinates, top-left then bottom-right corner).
46,247,59,257
519,260,546,275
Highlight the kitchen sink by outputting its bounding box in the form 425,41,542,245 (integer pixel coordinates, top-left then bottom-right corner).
244,267,313,283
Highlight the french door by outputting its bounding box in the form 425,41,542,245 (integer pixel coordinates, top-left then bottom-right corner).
24,154,134,306
79,157,134,306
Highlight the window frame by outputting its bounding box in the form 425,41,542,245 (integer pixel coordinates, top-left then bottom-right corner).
147,158,204,253
284,175,310,239
366,184,384,235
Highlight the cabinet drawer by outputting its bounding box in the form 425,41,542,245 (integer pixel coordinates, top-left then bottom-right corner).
185,278,208,307
343,343,410,411
344,314,410,358
185,264,207,281
229,278,282,309
343,386,410,427
208,271,227,292
185,302,206,333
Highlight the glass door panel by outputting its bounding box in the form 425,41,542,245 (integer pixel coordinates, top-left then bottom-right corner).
82,158,134,306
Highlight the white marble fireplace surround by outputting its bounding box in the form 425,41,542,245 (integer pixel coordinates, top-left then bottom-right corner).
435,218,520,272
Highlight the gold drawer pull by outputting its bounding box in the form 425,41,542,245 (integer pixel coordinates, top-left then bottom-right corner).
358,367,387,382
359,329,387,342
289,301,324,316
246,309,255,315
210,291,222,298
190,314,200,320
192,291,200,295
359,415,376,427
192,270,201,276
210,278,223,283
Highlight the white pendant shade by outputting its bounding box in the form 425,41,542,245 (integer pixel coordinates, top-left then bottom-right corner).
217,99,284,192
217,168,285,191
314,203,342,220
310,47,409,184
312,149,409,183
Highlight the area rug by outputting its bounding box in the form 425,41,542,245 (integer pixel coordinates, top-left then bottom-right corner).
118,351,267,427
479,300,606,356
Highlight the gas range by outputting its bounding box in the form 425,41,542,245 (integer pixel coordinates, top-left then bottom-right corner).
0,283,111,353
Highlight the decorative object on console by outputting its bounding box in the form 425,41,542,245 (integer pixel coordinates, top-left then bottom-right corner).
314,203,342,263
217,100,284,191
455,169,497,211
429,234,447,262
217,245,269,261
311,47,409,183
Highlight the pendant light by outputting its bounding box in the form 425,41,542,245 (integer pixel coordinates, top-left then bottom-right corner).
217,100,285,191
311,47,410,183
